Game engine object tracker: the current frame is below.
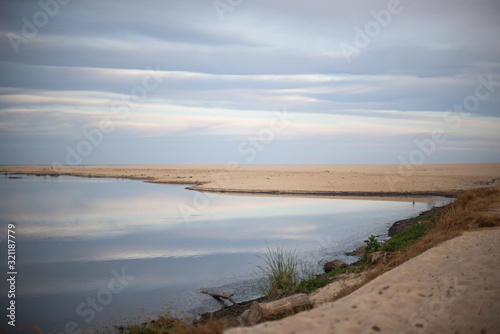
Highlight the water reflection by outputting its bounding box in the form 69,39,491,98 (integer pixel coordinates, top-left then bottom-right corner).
0,175,452,332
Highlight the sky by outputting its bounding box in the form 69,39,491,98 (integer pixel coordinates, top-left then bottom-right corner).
0,0,499,166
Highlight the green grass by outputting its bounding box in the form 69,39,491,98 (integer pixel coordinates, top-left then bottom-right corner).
296,265,360,294
361,235,380,263
257,215,442,301
256,246,302,300
382,222,434,252
295,274,332,293
256,246,366,300
417,212,440,221
381,211,443,253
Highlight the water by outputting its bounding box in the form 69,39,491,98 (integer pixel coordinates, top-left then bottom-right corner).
0,174,452,333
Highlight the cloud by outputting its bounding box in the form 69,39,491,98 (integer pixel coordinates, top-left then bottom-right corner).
0,0,499,164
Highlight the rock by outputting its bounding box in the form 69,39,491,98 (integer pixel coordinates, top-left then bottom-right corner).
345,246,365,257
239,302,263,326
323,259,347,273
369,251,394,264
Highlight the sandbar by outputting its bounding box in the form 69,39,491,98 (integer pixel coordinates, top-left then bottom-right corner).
1,163,499,197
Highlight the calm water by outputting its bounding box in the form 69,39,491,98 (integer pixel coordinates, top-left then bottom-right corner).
0,175,452,333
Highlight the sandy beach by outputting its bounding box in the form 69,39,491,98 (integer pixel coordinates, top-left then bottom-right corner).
1,163,499,197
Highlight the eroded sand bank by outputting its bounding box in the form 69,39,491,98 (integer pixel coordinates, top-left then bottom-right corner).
226,227,500,334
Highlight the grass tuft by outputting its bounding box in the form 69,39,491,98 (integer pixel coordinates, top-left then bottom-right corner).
256,245,302,300
255,245,364,300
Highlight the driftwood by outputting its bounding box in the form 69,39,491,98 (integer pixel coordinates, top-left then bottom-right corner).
239,293,311,326
202,291,238,305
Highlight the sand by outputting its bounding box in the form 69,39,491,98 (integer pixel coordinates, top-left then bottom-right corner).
3,163,500,333
1,163,499,196
226,227,500,334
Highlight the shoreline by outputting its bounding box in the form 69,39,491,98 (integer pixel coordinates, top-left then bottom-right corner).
228,186,500,334
193,202,451,324
3,166,497,332
5,171,457,198
2,163,499,198
184,186,457,198
2,169,458,330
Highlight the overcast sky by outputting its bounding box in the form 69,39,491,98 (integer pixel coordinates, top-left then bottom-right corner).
1,0,499,165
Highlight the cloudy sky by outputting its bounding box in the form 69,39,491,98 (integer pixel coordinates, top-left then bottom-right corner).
1,0,499,165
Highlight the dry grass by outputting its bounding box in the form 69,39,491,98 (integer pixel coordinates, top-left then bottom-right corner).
331,187,500,303
394,187,500,260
